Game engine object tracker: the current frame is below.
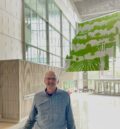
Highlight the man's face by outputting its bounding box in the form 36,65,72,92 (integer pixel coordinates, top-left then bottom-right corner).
44,73,58,88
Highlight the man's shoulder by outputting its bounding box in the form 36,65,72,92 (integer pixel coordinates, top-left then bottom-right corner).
34,90,45,98
57,89,69,97
33,90,45,104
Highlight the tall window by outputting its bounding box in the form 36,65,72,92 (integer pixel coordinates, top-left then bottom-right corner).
24,0,76,67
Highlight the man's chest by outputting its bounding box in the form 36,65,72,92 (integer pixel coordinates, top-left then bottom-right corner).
35,96,67,121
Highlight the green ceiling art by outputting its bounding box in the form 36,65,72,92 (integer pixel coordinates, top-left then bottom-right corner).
66,12,120,72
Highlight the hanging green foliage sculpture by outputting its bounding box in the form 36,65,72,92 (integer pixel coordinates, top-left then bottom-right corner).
66,12,120,72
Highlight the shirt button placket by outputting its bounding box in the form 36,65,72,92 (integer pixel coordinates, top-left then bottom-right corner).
50,96,53,129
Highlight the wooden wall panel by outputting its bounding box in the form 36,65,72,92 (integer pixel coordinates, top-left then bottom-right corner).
0,60,19,121
0,84,2,119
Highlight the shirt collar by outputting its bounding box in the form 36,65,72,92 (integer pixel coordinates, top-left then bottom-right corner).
45,87,57,96
42,87,61,97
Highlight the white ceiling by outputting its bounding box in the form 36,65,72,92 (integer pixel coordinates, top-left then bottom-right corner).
71,0,120,21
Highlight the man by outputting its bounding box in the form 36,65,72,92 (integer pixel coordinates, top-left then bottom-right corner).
24,71,76,129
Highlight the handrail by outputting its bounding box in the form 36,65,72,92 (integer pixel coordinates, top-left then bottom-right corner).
94,79,120,95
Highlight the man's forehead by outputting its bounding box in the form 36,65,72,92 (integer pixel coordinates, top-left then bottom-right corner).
45,71,57,78
45,74,56,78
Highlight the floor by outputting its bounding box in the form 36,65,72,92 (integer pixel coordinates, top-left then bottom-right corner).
0,122,15,129
71,92,120,129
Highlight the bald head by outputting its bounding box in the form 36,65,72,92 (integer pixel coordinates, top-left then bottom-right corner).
44,71,57,80
44,71,59,88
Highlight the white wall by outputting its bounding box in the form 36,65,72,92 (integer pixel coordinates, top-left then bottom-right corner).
0,0,23,60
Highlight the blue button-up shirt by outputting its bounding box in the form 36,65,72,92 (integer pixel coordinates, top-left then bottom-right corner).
23,88,76,129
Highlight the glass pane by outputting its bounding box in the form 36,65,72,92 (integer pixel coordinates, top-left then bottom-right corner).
50,54,53,66
24,0,31,7
50,54,61,67
30,0,37,12
63,38,70,58
48,0,60,31
31,11,38,47
37,17,46,51
62,14,70,40
25,5,31,44
43,51,47,64
38,50,47,64
31,47,38,63
55,56,61,67
37,0,46,19
71,25,75,41
62,38,70,67
25,0,37,12
26,45,32,61
49,26,61,56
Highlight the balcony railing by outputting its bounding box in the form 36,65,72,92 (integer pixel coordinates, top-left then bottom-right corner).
94,79,120,95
